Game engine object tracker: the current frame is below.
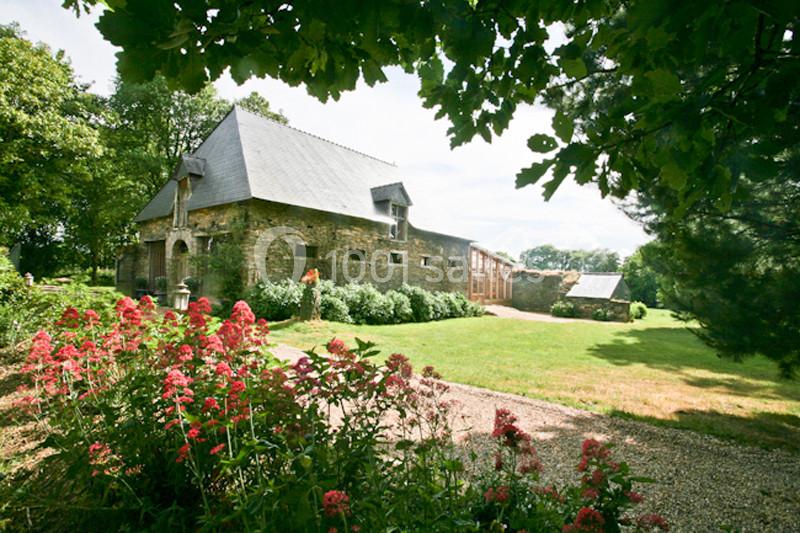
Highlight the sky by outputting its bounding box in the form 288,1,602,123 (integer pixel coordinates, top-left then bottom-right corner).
3,0,649,259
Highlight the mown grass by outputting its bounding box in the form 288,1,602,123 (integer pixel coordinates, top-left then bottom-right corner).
269,310,800,452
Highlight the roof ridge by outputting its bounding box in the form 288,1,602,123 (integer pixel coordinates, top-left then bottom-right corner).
233,104,397,168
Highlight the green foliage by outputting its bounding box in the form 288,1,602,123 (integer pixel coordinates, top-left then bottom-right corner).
386,290,414,324
0,24,101,247
550,300,577,318
106,74,230,199
630,301,648,320
591,307,611,322
247,279,303,321
235,91,288,124
68,1,799,218
638,179,800,376
320,292,353,323
521,245,620,272
0,250,25,303
339,283,394,325
622,246,661,307
0,271,122,350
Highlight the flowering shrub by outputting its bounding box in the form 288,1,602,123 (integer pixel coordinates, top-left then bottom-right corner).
247,279,483,324
4,296,668,532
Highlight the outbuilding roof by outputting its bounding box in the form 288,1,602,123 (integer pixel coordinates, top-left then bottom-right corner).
135,106,403,224
565,273,630,301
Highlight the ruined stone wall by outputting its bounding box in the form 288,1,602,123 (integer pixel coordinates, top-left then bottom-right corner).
567,297,630,322
118,199,470,299
511,270,580,312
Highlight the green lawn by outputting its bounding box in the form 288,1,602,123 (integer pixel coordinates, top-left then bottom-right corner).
269,310,800,452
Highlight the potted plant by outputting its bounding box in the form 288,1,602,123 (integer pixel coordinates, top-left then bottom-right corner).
134,277,149,299
154,276,168,306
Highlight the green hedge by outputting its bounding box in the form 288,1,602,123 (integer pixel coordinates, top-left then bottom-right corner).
550,300,577,318
630,301,648,319
246,280,483,324
1,252,123,350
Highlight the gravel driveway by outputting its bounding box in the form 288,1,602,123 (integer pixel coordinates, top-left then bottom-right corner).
274,344,800,532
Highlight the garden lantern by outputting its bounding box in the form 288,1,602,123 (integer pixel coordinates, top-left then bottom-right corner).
174,281,191,311
24,272,34,287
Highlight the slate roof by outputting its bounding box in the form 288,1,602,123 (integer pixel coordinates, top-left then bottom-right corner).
135,106,402,224
371,182,412,206
565,273,630,300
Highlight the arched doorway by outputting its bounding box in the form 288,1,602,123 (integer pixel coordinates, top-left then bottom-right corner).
172,239,190,285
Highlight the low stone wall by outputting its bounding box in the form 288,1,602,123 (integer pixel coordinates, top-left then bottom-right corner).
567,297,630,322
511,270,580,313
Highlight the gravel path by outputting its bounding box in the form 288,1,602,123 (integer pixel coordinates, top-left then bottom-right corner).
274,344,800,532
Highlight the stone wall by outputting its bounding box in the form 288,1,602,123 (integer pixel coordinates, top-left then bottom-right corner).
118,199,470,300
567,297,630,322
511,270,580,312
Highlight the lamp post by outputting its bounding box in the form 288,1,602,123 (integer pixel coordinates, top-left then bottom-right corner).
174,281,191,311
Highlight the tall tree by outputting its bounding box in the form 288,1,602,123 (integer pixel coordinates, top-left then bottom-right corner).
107,75,229,199
621,245,660,307
520,245,620,272
236,91,288,124
631,164,800,376
0,24,101,251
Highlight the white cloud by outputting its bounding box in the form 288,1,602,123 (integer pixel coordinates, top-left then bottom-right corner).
3,0,650,259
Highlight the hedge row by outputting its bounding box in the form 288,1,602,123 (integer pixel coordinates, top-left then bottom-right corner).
0,251,122,350
246,279,483,324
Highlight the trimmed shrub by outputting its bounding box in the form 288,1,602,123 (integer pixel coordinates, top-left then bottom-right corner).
385,290,413,324
398,284,439,322
320,293,352,323
247,280,482,325
630,301,648,320
247,279,303,321
341,283,394,325
592,307,612,321
550,300,577,318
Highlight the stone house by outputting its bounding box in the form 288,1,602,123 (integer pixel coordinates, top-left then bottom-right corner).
116,106,512,303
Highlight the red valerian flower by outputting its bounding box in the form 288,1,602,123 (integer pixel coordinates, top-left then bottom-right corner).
209,443,226,455
176,443,191,463
386,353,412,378
56,307,81,328
214,361,233,377
322,490,350,517
483,485,510,504
562,507,605,533
83,309,100,326
636,513,669,531
177,344,193,362
625,490,644,504
581,488,599,500
231,301,255,326
138,295,155,311
229,380,246,394
326,338,347,355
202,397,220,412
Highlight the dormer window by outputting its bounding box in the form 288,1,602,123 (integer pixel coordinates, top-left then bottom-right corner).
389,204,407,241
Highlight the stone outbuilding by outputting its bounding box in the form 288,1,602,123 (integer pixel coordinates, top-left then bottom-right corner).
511,270,630,321
116,106,507,303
